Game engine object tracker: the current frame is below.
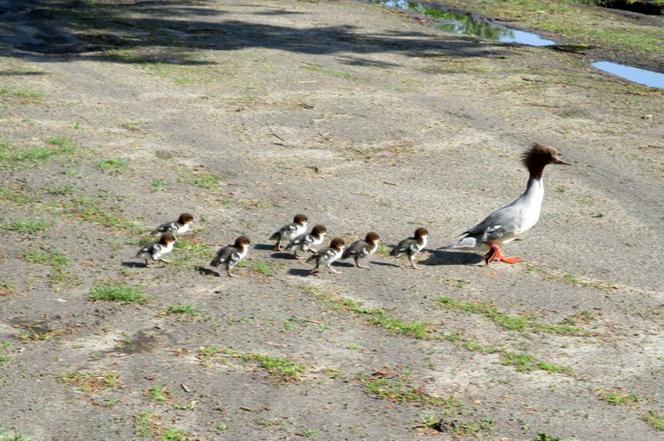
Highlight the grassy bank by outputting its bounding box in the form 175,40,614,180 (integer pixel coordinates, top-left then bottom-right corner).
432,0,663,67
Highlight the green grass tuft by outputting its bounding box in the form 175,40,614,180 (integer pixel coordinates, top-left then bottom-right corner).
0,430,32,441
166,304,198,315
598,389,639,406
643,410,664,431
364,377,446,407
23,248,71,286
89,284,147,303
0,137,75,168
97,158,129,171
0,85,44,99
178,170,222,189
62,371,120,391
207,348,306,381
4,219,49,234
500,351,573,375
437,296,589,336
162,428,189,441
148,384,171,402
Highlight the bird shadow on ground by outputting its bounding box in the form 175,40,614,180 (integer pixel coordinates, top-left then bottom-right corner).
196,266,219,277
288,268,312,277
421,250,484,266
121,261,147,268
271,252,296,260
253,243,275,251
370,261,401,268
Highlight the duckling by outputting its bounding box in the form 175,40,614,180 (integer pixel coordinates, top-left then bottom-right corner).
270,214,308,251
342,232,380,269
284,224,327,259
210,236,251,277
308,237,345,275
152,212,194,236
391,228,428,269
136,232,176,267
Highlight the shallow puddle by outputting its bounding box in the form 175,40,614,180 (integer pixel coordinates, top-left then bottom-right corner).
375,0,555,46
592,61,664,89
372,0,663,89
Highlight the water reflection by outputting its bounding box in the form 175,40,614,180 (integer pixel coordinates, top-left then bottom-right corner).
593,61,664,89
375,0,555,46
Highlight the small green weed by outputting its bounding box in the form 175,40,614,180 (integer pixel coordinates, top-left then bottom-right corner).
62,371,120,392
89,284,147,303
0,342,12,364
500,351,573,375
376,244,392,256
134,412,156,438
149,384,171,402
162,428,189,441
209,348,306,381
364,377,445,406
151,179,166,192
23,248,71,286
0,430,32,441
178,170,222,189
5,219,49,234
166,304,198,315
598,389,639,406
643,410,664,431
252,260,273,276
97,158,129,171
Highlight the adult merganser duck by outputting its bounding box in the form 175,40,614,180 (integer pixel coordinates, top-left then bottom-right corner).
151,213,194,236
210,236,251,277
284,224,327,259
391,228,428,269
448,143,570,265
270,214,308,251
308,237,345,275
342,232,380,269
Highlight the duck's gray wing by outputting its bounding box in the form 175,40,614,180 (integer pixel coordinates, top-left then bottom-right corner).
285,233,308,251
210,246,234,266
390,238,415,256
455,205,521,247
342,240,365,259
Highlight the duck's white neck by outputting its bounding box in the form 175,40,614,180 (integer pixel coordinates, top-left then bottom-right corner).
519,176,545,228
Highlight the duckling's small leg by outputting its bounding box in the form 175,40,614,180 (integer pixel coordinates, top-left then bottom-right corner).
409,254,421,269
309,259,320,275
355,257,369,269
328,263,341,275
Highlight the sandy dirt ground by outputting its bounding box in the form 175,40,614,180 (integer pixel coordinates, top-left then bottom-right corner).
0,0,663,440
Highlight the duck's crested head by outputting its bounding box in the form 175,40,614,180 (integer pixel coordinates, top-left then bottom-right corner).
414,227,428,238
159,232,176,245
523,143,570,177
365,232,380,243
330,237,345,250
312,224,327,237
234,235,251,248
293,214,308,225
178,212,194,225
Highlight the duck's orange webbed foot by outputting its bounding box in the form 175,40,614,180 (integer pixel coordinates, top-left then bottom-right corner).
484,243,523,265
